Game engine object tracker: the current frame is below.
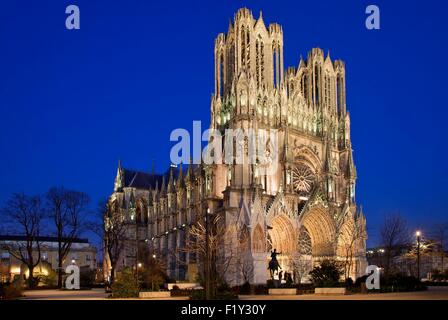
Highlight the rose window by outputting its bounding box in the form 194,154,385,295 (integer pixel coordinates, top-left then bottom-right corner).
292,165,315,195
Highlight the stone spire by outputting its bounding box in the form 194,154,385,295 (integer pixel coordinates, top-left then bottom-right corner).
114,159,123,192
177,162,185,189
186,158,193,181
160,175,166,197
228,18,234,33
153,178,159,202
168,165,175,193
346,147,357,179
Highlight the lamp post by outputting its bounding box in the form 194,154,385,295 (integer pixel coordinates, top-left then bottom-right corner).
205,207,210,300
416,231,421,280
135,220,139,283
150,254,156,291
137,262,142,285
378,248,385,268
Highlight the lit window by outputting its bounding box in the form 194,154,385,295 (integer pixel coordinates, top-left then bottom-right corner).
1,252,10,259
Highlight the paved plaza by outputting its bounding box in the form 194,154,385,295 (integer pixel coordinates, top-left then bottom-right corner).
20,286,448,300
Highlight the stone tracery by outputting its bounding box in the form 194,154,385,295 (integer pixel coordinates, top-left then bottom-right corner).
292,165,315,196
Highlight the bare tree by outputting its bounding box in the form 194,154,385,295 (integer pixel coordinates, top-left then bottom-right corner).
177,214,243,298
230,226,253,285
141,250,167,291
290,253,312,285
103,201,127,285
400,238,436,277
46,186,90,288
89,200,106,241
87,199,107,261
380,214,411,276
186,214,222,298
341,219,366,280
0,193,44,288
239,258,254,284
431,223,448,272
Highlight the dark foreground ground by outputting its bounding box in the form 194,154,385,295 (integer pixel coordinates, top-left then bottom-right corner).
20,286,448,300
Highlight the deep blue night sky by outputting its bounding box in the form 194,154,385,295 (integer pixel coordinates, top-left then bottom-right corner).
0,0,447,246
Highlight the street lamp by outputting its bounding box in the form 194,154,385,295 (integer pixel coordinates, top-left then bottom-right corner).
416,230,421,280
378,248,385,268
205,207,210,300
136,262,143,286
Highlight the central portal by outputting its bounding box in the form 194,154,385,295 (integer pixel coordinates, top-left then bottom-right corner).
267,214,297,278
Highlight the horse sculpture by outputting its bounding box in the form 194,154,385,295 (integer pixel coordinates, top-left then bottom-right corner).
268,249,282,279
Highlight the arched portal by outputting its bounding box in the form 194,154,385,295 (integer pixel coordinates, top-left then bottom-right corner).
299,206,336,257
267,214,297,273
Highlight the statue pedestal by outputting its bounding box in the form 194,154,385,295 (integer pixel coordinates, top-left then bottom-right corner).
269,288,297,295
267,279,281,288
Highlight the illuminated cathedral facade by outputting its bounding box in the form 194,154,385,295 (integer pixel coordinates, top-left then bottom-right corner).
104,8,367,285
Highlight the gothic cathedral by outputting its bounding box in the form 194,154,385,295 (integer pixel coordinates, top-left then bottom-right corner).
104,8,368,285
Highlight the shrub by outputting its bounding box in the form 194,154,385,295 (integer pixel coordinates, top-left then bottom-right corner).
40,269,57,287
111,268,139,298
189,283,239,300
431,271,448,282
140,257,166,291
216,290,238,300
190,289,205,300
40,274,57,287
309,259,343,287
171,288,193,297
239,281,251,294
344,277,354,288
80,268,96,288
381,274,426,292
253,284,269,295
189,289,238,300
354,273,427,293
231,283,270,295
0,282,24,300
217,281,230,292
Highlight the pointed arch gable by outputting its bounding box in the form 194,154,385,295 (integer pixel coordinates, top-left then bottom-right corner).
250,193,266,228
236,198,251,228
291,144,322,173
266,191,297,227
251,224,265,253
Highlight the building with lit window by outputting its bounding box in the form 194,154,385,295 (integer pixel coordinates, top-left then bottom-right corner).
0,235,97,283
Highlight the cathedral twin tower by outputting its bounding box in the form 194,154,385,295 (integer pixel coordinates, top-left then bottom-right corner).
105,8,367,285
